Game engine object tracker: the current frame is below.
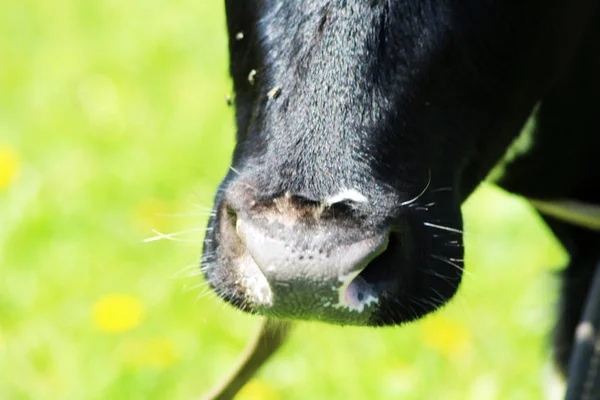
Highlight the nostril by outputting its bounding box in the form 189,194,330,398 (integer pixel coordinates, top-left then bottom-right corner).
325,201,355,218
290,194,320,208
225,205,238,227
217,203,246,259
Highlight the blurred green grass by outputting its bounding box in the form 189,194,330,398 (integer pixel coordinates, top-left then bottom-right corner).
0,1,568,399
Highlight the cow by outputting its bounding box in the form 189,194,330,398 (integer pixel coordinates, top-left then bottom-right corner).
201,0,600,397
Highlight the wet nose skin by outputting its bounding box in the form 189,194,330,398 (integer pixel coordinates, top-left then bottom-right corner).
235,217,389,320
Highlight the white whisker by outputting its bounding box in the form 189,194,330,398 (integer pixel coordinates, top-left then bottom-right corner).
422,269,458,283
172,266,207,279
183,280,212,293
143,227,211,243
171,262,201,277
180,269,205,278
423,222,464,235
230,166,262,192
430,254,474,278
195,287,220,304
200,253,215,262
401,168,432,206
155,211,216,218
191,203,218,212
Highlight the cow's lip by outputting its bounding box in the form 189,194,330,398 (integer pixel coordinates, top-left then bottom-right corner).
230,219,390,323
236,251,273,307
235,249,383,323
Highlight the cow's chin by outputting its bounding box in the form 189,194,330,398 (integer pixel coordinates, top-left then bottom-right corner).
202,205,464,327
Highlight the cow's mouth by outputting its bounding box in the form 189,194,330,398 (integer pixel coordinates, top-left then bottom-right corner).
218,205,390,324
202,187,463,326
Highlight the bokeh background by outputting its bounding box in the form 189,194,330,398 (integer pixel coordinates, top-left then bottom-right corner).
0,1,569,399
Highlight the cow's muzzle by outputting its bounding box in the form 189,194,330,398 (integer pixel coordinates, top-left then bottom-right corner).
210,182,413,324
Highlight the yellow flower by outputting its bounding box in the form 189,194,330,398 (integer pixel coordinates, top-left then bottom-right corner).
121,338,178,368
236,380,280,400
92,294,144,333
421,316,471,358
0,145,21,189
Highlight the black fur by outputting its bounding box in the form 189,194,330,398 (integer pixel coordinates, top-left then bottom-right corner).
204,0,600,373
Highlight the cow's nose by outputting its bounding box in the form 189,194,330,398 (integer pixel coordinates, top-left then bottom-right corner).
232,210,389,318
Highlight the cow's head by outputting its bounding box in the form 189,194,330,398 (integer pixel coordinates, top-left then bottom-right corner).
202,0,591,326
